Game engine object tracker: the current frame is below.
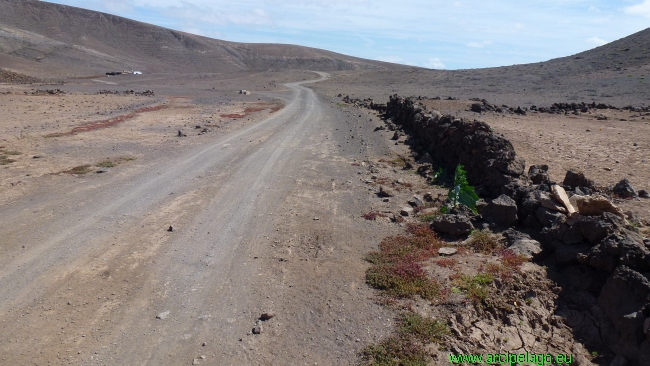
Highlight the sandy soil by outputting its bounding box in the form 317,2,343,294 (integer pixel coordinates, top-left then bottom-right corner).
0,72,424,366
1,66,648,365
418,99,650,219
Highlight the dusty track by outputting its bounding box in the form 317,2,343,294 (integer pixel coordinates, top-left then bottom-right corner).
0,72,392,365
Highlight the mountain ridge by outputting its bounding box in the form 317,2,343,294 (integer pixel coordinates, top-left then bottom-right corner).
0,0,395,77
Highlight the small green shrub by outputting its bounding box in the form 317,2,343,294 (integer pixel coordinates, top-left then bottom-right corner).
361,336,428,366
466,229,500,254
361,312,448,366
418,212,438,222
398,312,449,344
454,273,494,303
440,164,479,213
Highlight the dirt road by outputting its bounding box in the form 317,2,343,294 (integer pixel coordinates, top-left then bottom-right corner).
0,72,396,365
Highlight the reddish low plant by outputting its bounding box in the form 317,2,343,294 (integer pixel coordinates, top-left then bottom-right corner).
435,258,458,268
366,224,444,300
47,104,169,137
362,212,387,220
485,249,528,280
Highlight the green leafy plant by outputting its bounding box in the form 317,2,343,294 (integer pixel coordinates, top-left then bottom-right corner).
440,164,479,213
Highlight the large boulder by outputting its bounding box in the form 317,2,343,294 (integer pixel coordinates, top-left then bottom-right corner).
563,170,595,189
482,194,518,226
431,214,473,236
613,179,639,199
598,266,650,362
570,195,624,217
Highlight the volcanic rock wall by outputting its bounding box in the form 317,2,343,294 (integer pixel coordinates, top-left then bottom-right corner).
379,94,650,365
385,95,525,197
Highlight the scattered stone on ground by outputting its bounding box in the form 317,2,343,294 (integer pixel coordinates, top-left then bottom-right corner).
438,247,457,256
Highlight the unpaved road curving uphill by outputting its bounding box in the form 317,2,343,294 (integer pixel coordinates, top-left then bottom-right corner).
0,72,394,365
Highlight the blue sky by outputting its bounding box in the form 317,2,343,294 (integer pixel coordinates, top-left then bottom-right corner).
45,0,650,70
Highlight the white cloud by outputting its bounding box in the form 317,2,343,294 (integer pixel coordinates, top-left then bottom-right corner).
625,0,650,17
424,58,445,69
586,37,608,46
467,40,493,48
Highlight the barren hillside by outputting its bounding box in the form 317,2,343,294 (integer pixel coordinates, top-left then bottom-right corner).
316,27,650,107
0,0,395,77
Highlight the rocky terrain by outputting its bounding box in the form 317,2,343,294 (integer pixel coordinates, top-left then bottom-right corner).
0,1,649,365
344,94,650,365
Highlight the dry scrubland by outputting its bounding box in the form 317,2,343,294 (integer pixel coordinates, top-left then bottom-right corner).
0,0,649,365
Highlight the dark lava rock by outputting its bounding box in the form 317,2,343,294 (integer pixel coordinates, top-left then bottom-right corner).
431,214,473,236
482,194,518,226
536,207,566,227
563,170,595,189
613,178,638,199
575,215,613,244
470,103,484,113
528,164,551,184
639,189,650,199
598,266,650,361
562,225,584,245
502,227,531,246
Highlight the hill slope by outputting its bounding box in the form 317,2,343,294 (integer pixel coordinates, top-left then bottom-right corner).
0,0,394,77
315,26,650,107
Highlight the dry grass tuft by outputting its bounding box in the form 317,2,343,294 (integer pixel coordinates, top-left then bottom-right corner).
466,229,501,254
361,312,448,366
64,165,92,175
